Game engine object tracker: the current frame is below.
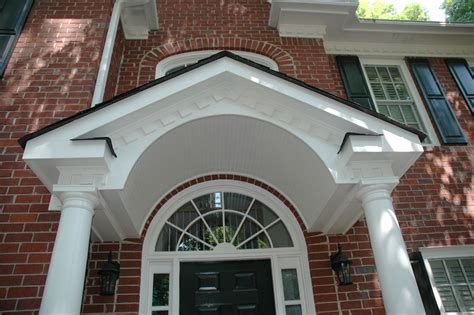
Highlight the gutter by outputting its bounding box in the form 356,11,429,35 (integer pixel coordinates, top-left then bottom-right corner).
91,0,124,107
91,0,159,107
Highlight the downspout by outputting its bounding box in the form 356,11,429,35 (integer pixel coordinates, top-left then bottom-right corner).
91,0,124,107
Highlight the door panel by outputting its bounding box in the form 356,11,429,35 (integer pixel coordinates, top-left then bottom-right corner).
180,260,276,315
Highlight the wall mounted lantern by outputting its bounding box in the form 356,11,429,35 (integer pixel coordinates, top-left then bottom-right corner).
330,244,353,285
99,251,120,296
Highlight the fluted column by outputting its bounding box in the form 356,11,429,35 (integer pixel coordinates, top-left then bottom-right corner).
40,190,98,315
357,184,425,315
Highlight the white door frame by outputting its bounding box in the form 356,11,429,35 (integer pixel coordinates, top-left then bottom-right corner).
139,180,317,314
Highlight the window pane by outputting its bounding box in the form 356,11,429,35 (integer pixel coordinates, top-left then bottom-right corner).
168,202,198,229
388,67,403,82
384,83,398,100
437,286,460,312
378,104,390,116
152,274,169,306
234,219,262,247
454,285,474,311
223,193,252,212
285,305,302,315
177,234,211,251
387,105,404,122
282,269,300,300
155,224,180,251
267,221,293,248
224,212,244,241
152,311,168,315
365,66,378,82
462,259,474,282
446,259,466,283
431,260,449,285
194,193,222,214
248,200,278,227
202,212,223,243
238,233,270,249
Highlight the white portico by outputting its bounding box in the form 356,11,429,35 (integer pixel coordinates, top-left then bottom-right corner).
20,52,425,314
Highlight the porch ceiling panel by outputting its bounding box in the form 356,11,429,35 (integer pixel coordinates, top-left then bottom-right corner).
20,52,424,240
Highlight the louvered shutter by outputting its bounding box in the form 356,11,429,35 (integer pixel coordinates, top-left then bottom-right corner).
408,58,467,144
336,55,375,110
409,252,440,315
0,0,34,77
446,59,474,114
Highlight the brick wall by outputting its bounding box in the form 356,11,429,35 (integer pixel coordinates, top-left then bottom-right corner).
0,0,473,314
0,0,113,313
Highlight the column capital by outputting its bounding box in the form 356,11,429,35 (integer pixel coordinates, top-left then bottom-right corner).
356,177,399,204
52,185,100,214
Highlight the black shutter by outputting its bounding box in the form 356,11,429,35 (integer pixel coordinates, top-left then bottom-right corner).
409,252,440,315
446,58,474,114
408,58,467,145
336,56,375,110
0,0,34,77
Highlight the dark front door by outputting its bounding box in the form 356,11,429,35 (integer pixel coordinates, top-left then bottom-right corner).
180,260,276,315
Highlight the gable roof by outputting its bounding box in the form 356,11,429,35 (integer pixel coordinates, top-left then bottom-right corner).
18,50,426,149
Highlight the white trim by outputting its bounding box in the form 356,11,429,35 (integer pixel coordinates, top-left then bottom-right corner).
359,57,439,146
155,50,279,78
140,180,316,315
420,245,474,315
269,1,474,58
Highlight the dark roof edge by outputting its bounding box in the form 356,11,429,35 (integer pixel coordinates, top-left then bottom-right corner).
18,50,426,149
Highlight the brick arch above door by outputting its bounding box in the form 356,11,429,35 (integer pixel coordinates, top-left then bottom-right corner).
137,37,297,85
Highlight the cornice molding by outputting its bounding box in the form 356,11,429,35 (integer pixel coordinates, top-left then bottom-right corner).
269,0,474,58
324,42,474,58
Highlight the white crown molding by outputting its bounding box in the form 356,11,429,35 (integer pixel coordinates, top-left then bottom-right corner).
269,0,474,58
324,41,474,58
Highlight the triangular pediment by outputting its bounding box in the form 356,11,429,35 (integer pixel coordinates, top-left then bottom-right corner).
20,52,424,240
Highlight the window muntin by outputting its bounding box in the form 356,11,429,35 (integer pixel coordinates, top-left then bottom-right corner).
364,65,425,132
155,192,293,251
360,58,439,145
421,246,474,315
429,258,474,313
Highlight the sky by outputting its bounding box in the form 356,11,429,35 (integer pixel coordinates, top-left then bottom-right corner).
386,0,446,21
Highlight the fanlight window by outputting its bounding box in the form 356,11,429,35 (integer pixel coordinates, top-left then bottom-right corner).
155,192,293,251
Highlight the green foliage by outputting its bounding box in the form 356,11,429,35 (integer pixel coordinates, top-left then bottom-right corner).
442,0,474,22
397,3,429,21
357,0,430,21
357,0,397,19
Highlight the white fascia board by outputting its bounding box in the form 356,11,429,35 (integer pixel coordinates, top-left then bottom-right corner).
420,245,474,259
270,0,474,58
28,57,421,158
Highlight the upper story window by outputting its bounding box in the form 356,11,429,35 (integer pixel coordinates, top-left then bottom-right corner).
156,50,278,78
337,56,439,145
362,64,424,131
420,246,474,314
0,0,33,78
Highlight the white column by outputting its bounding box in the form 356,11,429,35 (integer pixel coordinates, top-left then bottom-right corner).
357,184,425,315
40,191,98,315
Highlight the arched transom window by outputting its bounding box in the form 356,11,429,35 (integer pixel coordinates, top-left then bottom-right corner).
155,192,293,252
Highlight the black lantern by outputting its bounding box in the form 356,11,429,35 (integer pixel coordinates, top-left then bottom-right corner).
99,251,120,296
330,244,353,285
